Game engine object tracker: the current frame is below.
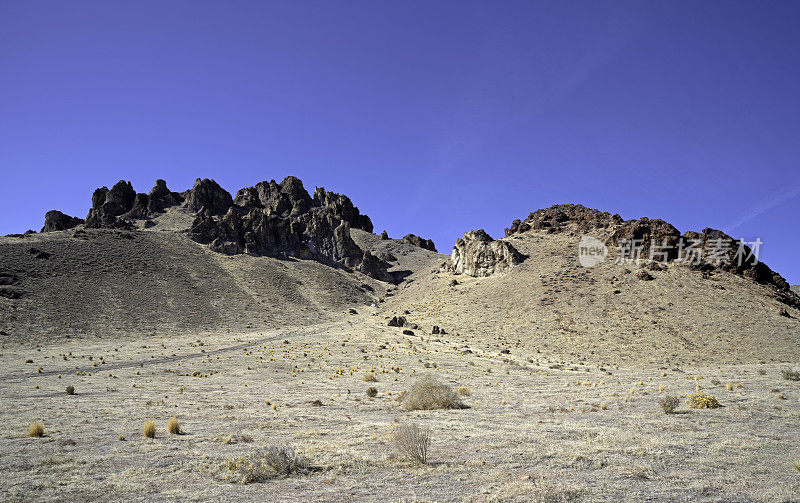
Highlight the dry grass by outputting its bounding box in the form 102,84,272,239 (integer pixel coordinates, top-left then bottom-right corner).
65,385,75,395
226,446,311,484
143,420,156,438
399,376,466,411
394,423,431,465
365,386,378,397
167,417,181,435
686,392,720,409
28,422,44,437
363,373,378,382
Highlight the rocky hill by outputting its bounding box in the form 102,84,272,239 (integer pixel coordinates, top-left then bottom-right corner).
2,187,798,364
0,177,442,342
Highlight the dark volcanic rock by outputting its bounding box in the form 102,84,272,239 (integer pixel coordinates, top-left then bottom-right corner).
190,176,391,281
402,234,437,252
183,178,233,215
147,179,182,213
41,210,83,232
506,204,623,236
85,180,137,228
380,230,389,240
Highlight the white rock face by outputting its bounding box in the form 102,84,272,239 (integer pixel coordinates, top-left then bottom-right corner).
451,229,525,277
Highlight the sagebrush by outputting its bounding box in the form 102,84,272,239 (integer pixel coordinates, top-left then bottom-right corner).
226,446,311,483
399,376,466,411
394,423,431,464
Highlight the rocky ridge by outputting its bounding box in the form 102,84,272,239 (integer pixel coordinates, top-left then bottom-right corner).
40,176,397,282
506,203,797,304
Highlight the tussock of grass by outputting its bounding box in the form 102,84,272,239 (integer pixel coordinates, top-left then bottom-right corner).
686,392,720,409
167,417,181,435
399,376,466,411
365,387,378,397
143,420,156,438
65,385,75,395
394,423,431,464
28,422,44,437
226,446,311,483
362,373,378,382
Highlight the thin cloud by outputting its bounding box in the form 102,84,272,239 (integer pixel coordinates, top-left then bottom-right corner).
727,178,800,231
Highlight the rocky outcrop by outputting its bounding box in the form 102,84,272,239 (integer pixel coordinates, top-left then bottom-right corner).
41,210,83,232
183,178,233,215
189,176,392,281
402,234,437,252
505,204,622,235
147,179,183,213
503,203,796,303
85,180,137,229
451,229,526,277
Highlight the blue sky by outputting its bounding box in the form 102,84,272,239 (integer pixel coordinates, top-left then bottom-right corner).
1,1,799,282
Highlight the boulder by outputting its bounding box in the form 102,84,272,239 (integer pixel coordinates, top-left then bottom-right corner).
380,230,389,240
403,234,437,252
41,210,83,232
451,229,526,277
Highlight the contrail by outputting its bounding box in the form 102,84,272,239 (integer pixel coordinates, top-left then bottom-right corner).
727,178,800,232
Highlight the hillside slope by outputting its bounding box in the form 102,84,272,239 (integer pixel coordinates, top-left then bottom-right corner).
378,220,800,366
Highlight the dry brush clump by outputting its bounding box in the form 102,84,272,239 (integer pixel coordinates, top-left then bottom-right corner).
394,423,431,465
365,387,378,398
143,420,156,438
658,396,680,414
686,392,720,409
28,422,44,437
167,417,181,435
399,376,466,411
226,446,311,484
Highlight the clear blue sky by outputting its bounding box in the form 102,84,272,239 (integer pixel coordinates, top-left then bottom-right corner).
1,1,799,283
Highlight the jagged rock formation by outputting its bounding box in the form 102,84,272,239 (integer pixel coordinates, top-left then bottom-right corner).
451,229,526,277
37,176,400,282
505,203,796,303
147,179,184,213
183,178,233,215
402,234,437,252
41,210,83,232
188,176,390,281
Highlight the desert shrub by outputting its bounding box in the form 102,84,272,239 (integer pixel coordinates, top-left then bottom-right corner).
758,369,767,376
394,423,431,464
400,376,465,411
143,420,156,438
363,373,378,382
686,392,720,409
457,386,471,397
726,382,734,391
794,460,800,472
365,387,378,397
782,369,800,381
65,385,75,395
167,417,181,435
659,396,680,414
226,446,310,483
28,422,44,437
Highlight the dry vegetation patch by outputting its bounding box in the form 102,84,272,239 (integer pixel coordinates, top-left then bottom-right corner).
399,376,466,411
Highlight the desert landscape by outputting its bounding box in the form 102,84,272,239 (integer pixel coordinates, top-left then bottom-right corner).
1,177,798,502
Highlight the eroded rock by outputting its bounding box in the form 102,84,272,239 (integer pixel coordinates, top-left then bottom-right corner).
451,229,525,277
